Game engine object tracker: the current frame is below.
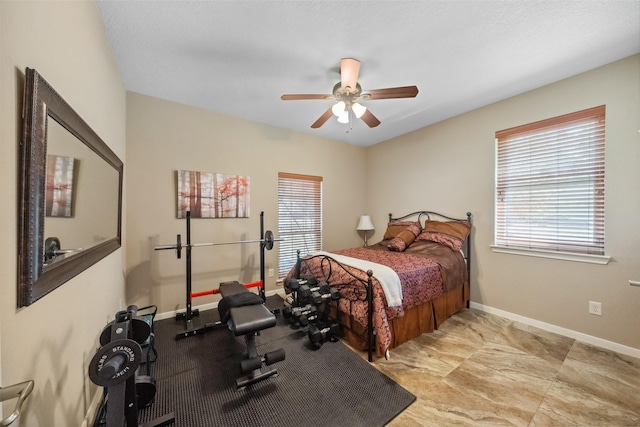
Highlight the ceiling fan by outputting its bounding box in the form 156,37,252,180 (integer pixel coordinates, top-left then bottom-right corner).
281,58,419,129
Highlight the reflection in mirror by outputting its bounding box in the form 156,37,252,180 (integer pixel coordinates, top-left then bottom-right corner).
44,119,120,266
18,68,123,306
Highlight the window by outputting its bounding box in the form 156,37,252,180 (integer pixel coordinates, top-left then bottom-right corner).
495,105,605,258
278,172,323,278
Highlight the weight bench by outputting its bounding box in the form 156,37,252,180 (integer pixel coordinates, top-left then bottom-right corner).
218,281,285,389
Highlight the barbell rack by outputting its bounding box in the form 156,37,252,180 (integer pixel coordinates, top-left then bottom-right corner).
154,211,282,339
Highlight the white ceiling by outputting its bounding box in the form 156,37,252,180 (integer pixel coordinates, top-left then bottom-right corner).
96,1,640,147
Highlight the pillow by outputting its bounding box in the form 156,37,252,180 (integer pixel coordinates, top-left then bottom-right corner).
383,221,421,240
387,229,417,252
416,220,471,251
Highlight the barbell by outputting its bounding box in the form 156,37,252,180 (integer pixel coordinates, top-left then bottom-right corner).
155,229,282,259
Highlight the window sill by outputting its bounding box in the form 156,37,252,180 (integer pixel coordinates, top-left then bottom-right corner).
490,245,610,265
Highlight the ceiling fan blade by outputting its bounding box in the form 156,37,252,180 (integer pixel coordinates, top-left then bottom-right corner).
311,107,334,128
360,109,381,128
362,85,419,100
281,94,333,101
340,58,360,93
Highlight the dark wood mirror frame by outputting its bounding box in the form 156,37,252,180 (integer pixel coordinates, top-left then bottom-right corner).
18,68,123,307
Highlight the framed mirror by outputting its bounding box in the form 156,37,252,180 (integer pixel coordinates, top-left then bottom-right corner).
18,68,123,307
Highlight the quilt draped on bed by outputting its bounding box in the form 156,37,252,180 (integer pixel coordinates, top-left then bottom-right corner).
289,239,467,356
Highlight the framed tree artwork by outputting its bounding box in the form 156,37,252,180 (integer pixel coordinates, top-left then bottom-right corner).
177,170,250,218
45,154,75,217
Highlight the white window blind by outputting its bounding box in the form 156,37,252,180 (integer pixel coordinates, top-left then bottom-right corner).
495,105,605,255
278,172,323,278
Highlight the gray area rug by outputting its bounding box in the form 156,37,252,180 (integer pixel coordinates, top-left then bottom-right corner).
138,296,415,427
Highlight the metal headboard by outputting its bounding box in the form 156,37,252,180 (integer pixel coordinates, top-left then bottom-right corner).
389,210,472,224
389,210,472,301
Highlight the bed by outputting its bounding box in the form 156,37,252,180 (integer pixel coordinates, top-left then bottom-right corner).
286,211,472,360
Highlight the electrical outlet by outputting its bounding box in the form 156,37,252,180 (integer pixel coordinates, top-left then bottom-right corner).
588,301,602,316
268,268,274,277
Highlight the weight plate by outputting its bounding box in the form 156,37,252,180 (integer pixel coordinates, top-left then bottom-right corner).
136,375,157,408
265,230,274,250
98,323,113,347
99,317,151,346
89,339,142,387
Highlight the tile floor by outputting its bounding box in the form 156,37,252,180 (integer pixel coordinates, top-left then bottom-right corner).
366,309,640,426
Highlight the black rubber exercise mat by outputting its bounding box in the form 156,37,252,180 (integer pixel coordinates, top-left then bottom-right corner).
138,297,415,427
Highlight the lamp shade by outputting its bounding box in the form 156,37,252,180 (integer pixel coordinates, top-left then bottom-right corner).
357,215,374,231
332,101,346,117
351,102,367,119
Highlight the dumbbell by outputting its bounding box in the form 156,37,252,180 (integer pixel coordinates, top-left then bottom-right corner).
298,312,318,326
283,287,334,307
284,278,301,293
313,286,340,304
284,294,296,307
239,348,286,374
284,276,317,293
283,303,313,319
298,282,329,298
298,282,332,304
293,306,318,326
308,322,340,349
305,284,339,305
308,287,328,305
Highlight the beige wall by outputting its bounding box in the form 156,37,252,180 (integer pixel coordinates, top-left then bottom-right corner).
0,2,126,426
126,92,367,313
1,3,637,425
367,55,640,351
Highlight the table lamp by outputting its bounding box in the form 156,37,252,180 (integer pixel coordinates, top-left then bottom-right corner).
357,215,374,247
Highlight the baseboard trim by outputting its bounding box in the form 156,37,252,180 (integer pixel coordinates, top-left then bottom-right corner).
469,302,640,359
155,288,286,321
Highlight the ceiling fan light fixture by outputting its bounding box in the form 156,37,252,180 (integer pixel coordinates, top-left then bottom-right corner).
332,101,346,117
352,102,367,119
337,110,349,124
281,58,418,129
